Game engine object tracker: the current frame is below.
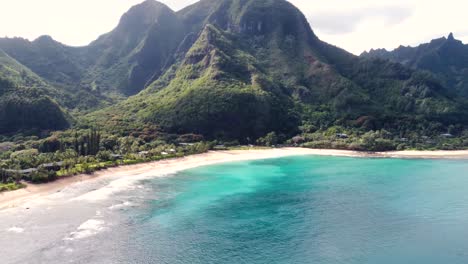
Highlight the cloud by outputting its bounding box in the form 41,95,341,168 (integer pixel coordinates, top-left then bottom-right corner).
0,0,465,54
308,6,413,35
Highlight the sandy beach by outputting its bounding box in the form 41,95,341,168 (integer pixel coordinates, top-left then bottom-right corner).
1,147,468,210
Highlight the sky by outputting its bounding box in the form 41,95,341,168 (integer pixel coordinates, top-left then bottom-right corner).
0,0,467,54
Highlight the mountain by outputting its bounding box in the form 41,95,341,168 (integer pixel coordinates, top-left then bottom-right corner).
0,0,467,141
86,0,465,141
362,33,468,97
0,36,110,111
0,36,86,86
0,1,185,98
0,49,69,133
82,0,186,96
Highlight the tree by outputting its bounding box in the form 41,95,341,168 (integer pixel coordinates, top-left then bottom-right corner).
87,129,101,155
257,132,279,146
118,137,133,154
0,163,7,183
101,135,118,151
360,130,396,151
39,136,61,153
73,132,79,153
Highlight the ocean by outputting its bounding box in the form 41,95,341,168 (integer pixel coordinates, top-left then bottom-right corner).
2,155,468,263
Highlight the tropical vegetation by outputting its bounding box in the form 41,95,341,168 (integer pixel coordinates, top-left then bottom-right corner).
0,0,467,191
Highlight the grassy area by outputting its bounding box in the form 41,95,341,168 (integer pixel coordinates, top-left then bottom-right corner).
0,182,26,192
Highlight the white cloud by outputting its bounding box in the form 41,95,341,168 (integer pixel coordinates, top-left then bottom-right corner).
309,6,413,35
290,0,468,54
0,0,145,46
0,0,466,54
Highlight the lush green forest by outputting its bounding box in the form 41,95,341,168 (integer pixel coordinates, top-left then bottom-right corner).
0,51,70,134
0,0,467,191
362,33,468,98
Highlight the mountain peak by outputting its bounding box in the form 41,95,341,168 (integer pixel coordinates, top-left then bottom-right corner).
35,35,53,40
442,32,464,47
33,35,55,44
93,0,175,47
117,0,173,30
128,0,171,13
448,32,455,41
138,0,167,9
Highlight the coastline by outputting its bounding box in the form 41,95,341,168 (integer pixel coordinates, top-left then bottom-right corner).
1,147,468,210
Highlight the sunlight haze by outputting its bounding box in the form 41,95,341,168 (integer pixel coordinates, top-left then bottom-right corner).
0,0,467,54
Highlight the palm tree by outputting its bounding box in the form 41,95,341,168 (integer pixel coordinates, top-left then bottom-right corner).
0,162,7,183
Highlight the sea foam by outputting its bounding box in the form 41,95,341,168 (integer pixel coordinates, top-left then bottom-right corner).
64,219,106,241
7,227,24,233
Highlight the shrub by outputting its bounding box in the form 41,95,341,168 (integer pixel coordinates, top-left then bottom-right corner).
0,182,25,192
257,132,279,146
81,163,95,174
347,142,365,151
176,134,204,143
96,150,113,161
31,169,56,183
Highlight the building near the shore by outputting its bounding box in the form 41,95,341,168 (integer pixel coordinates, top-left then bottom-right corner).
5,168,38,179
336,133,349,139
39,162,64,171
441,133,454,138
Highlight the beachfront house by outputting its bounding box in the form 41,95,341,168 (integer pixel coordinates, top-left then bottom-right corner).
39,162,64,172
441,133,454,138
110,154,124,161
292,136,305,144
336,133,349,139
138,151,150,158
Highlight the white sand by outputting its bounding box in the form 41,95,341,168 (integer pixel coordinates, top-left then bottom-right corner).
1,147,467,209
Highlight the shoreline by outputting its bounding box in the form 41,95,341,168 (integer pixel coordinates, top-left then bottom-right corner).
1,147,468,209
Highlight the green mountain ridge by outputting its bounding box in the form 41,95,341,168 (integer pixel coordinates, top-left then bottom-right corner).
0,36,85,86
82,0,186,96
0,49,70,133
0,36,112,111
0,1,184,98
0,0,467,142
85,0,465,141
362,33,468,97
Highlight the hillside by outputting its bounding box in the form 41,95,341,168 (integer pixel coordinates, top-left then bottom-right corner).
85,0,466,142
83,0,186,96
0,0,467,192
0,1,185,98
0,49,69,133
362,33,468,97
0,0,466,144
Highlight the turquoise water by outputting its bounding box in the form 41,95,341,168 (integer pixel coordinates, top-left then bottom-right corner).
119,156,468,264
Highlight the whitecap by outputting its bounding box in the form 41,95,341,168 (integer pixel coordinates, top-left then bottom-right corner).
64,219,106,241
109,201,134,210
72,177,141,202
7,227,24,233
